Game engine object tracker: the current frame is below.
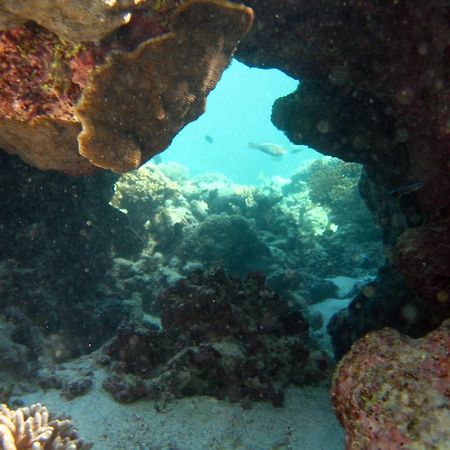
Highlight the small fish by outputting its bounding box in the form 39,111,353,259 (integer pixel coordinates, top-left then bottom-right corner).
205,135,214,144
248,142,286,157
289,146,304,154
152,154,162,164
390,181,424,197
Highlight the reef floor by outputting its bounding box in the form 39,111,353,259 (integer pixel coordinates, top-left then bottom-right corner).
19,367,344,450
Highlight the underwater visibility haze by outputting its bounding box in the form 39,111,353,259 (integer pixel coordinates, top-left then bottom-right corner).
0,1,449,449
160,59,321,185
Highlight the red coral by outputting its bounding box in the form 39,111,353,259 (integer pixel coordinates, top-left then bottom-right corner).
0,24,82,121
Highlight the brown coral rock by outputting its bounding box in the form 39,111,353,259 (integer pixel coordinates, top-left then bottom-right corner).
75,0,254,172
0,118,95,176
0,0,144,43
0,0,253,175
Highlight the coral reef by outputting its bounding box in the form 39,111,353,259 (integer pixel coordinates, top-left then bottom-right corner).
0,0,253,174
296,159,361,211
0,403,91,449
109,162,382,316
0,153,381,412
234,0,450,350
182,214,270,275
102,268,330,406
331,319,450,449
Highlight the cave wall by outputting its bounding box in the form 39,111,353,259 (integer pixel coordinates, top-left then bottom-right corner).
0,152,143,356
234,0,450,340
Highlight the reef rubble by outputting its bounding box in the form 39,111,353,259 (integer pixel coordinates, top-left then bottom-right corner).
102,267,330,406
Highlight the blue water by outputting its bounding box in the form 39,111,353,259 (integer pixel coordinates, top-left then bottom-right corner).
157,60,322,185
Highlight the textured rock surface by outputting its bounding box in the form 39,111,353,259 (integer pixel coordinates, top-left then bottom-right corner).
394,220,450,316
0,152,140,360
0,0,253,174
328,266,438,359
102,268,330,406
0,0,144,42
75,0,254,172
234,0,450,335
331,319,450,450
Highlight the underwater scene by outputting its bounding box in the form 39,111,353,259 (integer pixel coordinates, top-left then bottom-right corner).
0,1,449,449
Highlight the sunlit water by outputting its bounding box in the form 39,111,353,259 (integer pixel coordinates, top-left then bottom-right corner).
154,59,322,185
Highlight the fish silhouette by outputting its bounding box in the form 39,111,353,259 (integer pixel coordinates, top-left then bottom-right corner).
390,181,424,197
289,146,304,154
248,142,286,157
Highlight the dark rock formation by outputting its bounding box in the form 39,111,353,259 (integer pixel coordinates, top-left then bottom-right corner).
102,268,330,406
0,152,141,358
182,214,271,275
327,266,438,359
235,0,449,335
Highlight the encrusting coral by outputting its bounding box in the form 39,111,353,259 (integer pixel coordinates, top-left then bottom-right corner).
0,0,254,175
0,403,91,450
331,319,450,449
75,0,254,172
0,0,144,43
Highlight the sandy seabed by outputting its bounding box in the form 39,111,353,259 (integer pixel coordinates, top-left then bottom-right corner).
19,368,344,450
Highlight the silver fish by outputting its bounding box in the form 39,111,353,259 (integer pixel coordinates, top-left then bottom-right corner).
390,181,424,197
248,142,286,157
289,146,304,154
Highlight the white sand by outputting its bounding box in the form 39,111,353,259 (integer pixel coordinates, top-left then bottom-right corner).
19,369,344,450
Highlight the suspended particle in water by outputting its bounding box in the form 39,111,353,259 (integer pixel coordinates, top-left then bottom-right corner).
436,290,449,304
362,285,376,298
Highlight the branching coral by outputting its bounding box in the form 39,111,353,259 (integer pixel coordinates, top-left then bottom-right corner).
0,403,91,450
295,158,361,209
